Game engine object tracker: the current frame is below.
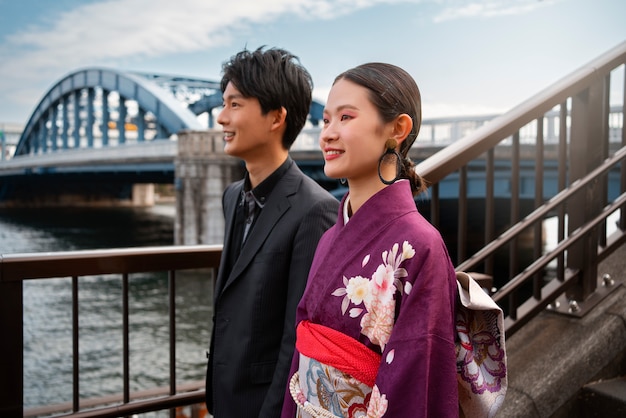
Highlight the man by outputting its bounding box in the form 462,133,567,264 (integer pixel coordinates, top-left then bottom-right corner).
205,46,338,417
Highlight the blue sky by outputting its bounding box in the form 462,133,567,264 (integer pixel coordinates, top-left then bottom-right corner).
0,0,624,125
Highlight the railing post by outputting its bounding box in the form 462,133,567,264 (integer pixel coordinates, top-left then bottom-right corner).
1,130,5,160
567,76,609,302
0,279,23,417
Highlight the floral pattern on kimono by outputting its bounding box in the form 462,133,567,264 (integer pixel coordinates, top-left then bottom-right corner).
327,241,415,416
281,181,459,418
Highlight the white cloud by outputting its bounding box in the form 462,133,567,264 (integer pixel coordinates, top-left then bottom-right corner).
0,0,415,121
0,0,408,83
4,0,264,71
434,0,559,22
1,0,403,65
0,0,553,84
0,0,588,123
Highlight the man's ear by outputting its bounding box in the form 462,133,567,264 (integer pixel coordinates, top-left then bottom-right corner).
270,107,287,132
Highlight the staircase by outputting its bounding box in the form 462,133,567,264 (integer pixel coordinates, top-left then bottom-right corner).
578,376,626,417
497,239,626,418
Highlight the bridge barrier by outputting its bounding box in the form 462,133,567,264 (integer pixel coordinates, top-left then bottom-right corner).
0,245,221,418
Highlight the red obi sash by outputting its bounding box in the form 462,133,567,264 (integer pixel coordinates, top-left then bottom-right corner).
296,320,381,387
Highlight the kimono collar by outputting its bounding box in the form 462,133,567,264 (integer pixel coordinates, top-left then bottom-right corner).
342,196,351,224
342,180,410,225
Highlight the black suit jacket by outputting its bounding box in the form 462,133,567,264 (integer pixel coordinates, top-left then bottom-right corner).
206,161,338,417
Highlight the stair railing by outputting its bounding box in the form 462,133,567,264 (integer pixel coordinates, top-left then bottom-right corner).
416,40,626,336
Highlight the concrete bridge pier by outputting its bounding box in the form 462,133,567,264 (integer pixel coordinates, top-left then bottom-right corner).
175,130,242,245
131,184,155,206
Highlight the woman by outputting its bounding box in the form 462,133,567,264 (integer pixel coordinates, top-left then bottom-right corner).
281,63,459,417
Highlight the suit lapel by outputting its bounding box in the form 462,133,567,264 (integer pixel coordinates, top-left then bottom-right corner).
218,164,302,295
214,181,244,298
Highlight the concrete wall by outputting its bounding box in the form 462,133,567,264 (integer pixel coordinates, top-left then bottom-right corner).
174,130,242,245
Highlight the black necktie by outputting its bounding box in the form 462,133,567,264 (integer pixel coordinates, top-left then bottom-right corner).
242,191,256,244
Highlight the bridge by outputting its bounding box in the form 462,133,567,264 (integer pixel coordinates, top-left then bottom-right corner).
2,41,626,417
0,67,331,204
0,65,622,206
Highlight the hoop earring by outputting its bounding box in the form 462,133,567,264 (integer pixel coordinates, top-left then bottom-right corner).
378,147,403,185
340,178,347,185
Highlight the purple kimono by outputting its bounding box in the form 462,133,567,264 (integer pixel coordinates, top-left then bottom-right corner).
282,181,459,417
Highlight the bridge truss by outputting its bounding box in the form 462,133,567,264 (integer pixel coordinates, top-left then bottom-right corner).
13,68,324,158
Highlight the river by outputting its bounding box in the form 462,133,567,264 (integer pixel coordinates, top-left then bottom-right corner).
0,204,212,412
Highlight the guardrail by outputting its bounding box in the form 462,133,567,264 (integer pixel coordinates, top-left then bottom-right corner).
1,245,221,418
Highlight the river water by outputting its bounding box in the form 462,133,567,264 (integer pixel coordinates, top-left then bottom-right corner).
0,204,212,411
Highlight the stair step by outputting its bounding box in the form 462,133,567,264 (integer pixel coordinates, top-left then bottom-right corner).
580,376,626,417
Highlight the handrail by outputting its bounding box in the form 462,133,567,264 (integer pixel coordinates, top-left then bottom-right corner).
0,245,222,418
23,380,205,418
0,244,222,281
455,145,626,272
415,39,626,334
417,40,626,183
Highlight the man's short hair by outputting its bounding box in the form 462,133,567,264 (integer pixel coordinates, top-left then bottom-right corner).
220,46,313,149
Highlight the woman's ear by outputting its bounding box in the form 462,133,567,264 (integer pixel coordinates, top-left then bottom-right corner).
392,114,413,146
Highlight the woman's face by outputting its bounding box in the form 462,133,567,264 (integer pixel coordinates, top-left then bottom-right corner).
320,79,392,184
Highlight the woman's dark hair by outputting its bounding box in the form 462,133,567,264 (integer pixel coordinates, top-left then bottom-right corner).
334,63,427,196
220,46,313,149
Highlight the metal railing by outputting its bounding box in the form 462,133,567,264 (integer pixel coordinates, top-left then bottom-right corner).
416,40,626,335
1,245,221,418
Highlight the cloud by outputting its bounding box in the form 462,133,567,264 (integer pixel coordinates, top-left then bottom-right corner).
434,0,558,22
0,0,566,122
0,0,416,122
0,0,554,83
3,0,270,73
0,0,400,71
0,0,405,91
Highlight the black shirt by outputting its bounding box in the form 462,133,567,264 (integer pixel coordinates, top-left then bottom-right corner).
225,157,293,272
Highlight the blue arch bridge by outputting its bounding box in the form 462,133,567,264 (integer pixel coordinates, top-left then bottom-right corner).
0,67,327,203
0,67,624,264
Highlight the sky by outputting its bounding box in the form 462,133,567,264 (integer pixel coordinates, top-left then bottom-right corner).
0,0,624,125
